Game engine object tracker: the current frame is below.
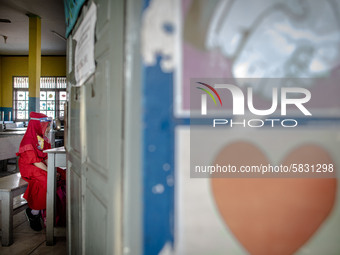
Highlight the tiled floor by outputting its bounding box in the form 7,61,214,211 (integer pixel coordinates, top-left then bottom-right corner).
0,161,66,254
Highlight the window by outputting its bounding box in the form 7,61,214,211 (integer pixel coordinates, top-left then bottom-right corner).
13,77,67,121
13,77,29,120
39,77,67,119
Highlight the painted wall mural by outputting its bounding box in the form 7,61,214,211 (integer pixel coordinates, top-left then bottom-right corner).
141,0,340,254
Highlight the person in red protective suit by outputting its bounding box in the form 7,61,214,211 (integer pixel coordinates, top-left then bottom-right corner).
16,112,52,231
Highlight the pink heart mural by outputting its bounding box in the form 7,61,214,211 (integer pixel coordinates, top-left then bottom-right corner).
211,141,337,255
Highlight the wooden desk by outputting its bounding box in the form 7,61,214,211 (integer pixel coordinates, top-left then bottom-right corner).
43,147,66,245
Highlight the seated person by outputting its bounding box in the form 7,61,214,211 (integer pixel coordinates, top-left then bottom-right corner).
16,112,62,231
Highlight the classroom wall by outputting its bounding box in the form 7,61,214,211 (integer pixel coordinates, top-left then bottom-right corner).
0,56,66,120
140,1,340,254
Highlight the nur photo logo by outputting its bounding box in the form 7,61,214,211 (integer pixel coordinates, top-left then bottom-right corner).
195,80,312,128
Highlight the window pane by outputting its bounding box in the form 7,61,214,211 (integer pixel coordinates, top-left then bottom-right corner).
47,91,55,100
14,77,28,88
17,101,25,110
41,77,56,89
26,91,29,100
26,102,28,110
60,111,64,117
47,111,55,118
40,110,47,115
17,111,25,119
40,101,47,110
57,77,67,88
47,101,55,110
59,91,67,100
60,100,66,110
18,91,25,100
40,91,46,100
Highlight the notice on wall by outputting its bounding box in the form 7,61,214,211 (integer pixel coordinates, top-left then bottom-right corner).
73,2,97,86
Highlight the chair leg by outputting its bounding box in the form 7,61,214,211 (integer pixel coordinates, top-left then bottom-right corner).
1,192,14,246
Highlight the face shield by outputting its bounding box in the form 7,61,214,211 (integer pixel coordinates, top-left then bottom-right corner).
30,116,53,137
30,116,53,122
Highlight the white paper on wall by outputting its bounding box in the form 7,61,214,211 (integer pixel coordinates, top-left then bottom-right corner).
73,2,97,86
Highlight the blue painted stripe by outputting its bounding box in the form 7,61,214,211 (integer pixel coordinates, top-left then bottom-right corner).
143,55,175,255
29,97,40,114
0,107,13,121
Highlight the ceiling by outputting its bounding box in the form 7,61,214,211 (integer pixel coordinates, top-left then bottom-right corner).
0,0,66,55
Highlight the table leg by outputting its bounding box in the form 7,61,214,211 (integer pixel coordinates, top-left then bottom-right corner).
46,154,56,246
